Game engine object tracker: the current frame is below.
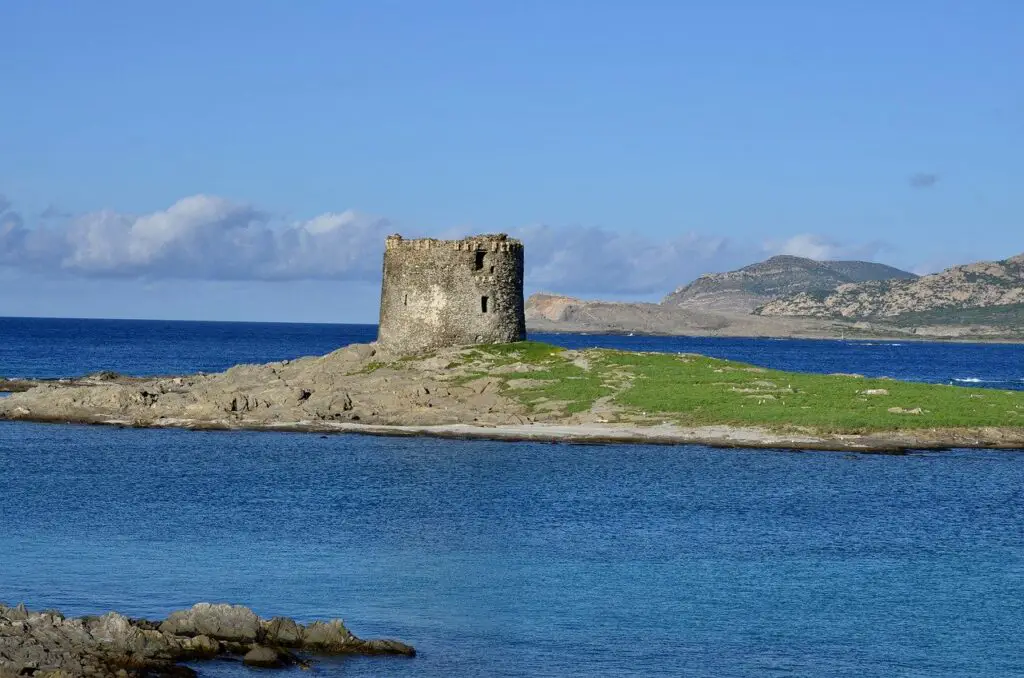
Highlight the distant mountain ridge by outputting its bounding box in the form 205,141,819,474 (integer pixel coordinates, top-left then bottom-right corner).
525,251,1024,341
662,255,917,313
757,253,1024,322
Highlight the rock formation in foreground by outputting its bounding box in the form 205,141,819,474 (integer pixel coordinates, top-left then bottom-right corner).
757,252,1024,321
0,602,414,678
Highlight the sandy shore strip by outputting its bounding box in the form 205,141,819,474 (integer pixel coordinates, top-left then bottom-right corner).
12,414,1024,453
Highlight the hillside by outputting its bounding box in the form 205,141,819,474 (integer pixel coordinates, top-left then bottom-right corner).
527,294,678,328
525,292,869,338
757,253,1024,321
526,293,743,334
662,255,917,313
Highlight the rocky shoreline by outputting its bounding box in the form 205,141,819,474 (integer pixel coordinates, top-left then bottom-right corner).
5,396,1024,454
0,602,413,678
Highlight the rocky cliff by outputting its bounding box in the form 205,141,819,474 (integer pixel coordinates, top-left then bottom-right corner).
757,253,1024,322
662,255,917,313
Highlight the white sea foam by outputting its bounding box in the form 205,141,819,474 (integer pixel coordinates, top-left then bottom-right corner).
953,378,985,383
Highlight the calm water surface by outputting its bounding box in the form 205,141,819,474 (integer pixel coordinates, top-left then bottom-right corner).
1,317,1022,389
2,318,1024,676
3,423,1024,677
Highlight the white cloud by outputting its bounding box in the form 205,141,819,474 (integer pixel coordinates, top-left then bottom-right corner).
1,194,394,281
513,224,748,296
0,193,893,297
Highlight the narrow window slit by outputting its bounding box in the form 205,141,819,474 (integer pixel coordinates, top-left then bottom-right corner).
481,296,489,313
403,293,408,306
474,251,486,270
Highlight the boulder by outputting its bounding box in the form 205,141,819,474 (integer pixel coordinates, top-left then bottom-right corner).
261,617,303,647
86,612,181,659
242,646,283,668
2,603,28,621
181,635,219,659
361,639,417,656
159,603,260,643
302,620,355,651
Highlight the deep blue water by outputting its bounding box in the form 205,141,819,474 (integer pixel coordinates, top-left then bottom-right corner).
1,316,1022,389
2,318,1024,676
2,425,1023,677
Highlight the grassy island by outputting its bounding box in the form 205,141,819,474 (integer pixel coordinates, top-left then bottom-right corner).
2,340,1022,451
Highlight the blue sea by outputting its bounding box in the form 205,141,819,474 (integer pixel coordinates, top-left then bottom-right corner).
2,317,1024,677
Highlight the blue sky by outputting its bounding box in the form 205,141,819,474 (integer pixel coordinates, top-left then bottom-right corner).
1,0,1021,321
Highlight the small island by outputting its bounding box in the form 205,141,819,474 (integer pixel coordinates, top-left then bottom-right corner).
2,234,1021,452
2,339,1022,452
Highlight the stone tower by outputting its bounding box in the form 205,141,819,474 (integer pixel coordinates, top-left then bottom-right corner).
377,233,526,354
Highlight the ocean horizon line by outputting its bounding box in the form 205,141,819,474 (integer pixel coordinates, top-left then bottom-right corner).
0,315,379,327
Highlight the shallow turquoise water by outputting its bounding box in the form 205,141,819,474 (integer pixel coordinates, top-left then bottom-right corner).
2,422,1023,677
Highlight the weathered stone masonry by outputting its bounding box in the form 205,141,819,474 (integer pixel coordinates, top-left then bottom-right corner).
377,233,526,353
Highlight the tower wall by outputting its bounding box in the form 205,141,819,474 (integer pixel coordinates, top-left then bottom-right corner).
377,234,526,354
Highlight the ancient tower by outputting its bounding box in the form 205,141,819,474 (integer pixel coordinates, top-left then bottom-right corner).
377,233,526,354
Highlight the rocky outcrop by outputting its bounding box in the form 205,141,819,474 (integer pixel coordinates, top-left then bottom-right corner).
757,253,1024,320
159,604,261,643
662,255,916,313
0,602,414,678
524,293,588,324
0,342,532,429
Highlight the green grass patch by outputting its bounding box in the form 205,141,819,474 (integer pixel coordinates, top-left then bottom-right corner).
467,341,566,364
603,351,1022,431
474,342,1023,431
460,341,609,413
504,363,613,414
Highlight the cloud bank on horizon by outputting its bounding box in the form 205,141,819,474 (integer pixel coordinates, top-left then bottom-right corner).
1,193,895,297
